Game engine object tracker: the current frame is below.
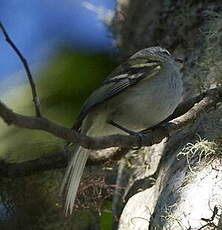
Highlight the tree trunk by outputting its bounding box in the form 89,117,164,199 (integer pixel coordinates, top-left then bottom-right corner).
111,1,222,229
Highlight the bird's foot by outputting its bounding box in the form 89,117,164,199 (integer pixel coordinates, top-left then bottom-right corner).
108,120,144,150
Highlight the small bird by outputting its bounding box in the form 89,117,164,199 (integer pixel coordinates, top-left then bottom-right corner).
61,46,183,214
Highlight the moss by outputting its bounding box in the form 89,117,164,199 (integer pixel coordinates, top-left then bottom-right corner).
178,135,222,172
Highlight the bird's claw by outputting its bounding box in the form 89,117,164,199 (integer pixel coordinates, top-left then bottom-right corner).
108,120,144,150
130,131,144,150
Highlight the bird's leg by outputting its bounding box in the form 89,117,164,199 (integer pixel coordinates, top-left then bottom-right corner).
141,123,170,142
107,120,144,150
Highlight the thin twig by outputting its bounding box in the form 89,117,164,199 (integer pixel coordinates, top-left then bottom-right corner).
0,21,41,117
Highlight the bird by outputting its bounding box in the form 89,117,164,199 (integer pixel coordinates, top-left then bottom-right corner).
61,46,183,215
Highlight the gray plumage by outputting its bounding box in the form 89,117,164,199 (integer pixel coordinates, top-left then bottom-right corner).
61,46,183,215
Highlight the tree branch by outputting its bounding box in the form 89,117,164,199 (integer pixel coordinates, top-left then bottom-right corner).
0,88,221,151
0,151,67,177
0,87,221,177
0,21,41,117
0,148,129,178
0,100,138,149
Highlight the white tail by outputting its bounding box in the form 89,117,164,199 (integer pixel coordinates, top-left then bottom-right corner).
61,115,106,215
61,146,89,215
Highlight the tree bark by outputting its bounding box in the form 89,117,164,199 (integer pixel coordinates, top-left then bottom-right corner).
112,1,222,229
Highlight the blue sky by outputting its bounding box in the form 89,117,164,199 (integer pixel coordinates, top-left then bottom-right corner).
0,0,115,89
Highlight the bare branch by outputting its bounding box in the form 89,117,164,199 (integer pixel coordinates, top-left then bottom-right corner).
0,151,67,177
0,100,140,149
0,21,41,117
0,87,221,177
0,148,128,178
0,88,221,152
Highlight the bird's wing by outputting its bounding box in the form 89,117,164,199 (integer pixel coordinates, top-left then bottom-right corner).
73,57,162,130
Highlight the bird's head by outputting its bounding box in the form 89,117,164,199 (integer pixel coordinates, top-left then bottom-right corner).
131,46,183,63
